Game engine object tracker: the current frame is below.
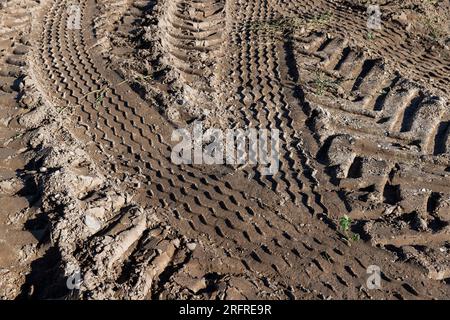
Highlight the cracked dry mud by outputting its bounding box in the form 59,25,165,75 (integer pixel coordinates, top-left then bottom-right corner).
1,0,450,299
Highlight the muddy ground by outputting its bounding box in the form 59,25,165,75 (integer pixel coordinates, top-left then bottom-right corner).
0,0,450,299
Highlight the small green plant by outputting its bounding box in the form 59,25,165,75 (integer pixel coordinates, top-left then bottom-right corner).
83,74,154,110
94,86,108,109
130,74,154,87
84,84,109,109
248,11,333,35
308,11,333,27
55,105,71,114
248,18,302,34
423,16,441,40
249,19,278,33
313,71,339,96
420,1,448,42
339,215,360,245
339,215,351,232
11,132,24,141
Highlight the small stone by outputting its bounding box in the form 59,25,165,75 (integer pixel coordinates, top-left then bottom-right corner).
187,242,197,251
0,179,21,194
413,215,428,231
85,215,101,233
172,238,181,248
20,95,32,107
187,278,206,294
86,207,106,219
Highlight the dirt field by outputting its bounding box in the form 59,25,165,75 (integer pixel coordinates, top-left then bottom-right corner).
0,0,449,300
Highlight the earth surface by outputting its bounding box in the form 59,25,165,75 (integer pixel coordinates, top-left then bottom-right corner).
0,0,450,299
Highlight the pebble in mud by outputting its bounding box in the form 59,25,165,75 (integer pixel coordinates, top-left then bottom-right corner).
85,215,102,233
187,242,197,251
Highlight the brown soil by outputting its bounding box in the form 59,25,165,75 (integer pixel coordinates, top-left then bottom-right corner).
1,0,449,299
